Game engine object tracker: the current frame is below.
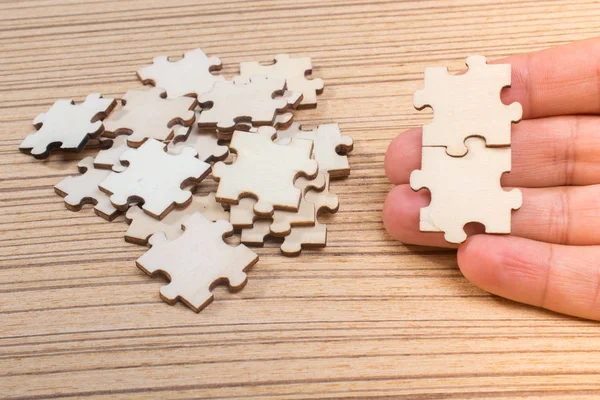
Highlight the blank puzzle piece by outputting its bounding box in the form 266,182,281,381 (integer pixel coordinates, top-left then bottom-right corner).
125,192,230,245
238,54,324,108
94,135,129,172
54,157,119,220
136,212,258,312
413,55,522,156
103,88,196,147
167,113,229,162
99,138,211,219
20,93,116,159
410,137,522,244
212,126,318,216
198,76,301,133
137,48,225,98
276,123,354,178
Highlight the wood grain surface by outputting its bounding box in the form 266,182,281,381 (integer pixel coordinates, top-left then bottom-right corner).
2,1,600,398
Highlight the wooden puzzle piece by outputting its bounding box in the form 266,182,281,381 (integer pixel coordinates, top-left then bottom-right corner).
280,220,327,257
93,135,129,172
240,219,272,246
103,87,196,148
54,157,119,221
238,54,324,108
227,112,294,139
19,93,116,159
99,138,211,219
413,55,522,156
212,126,318,216
125,192,230,245
137,48,225,98
229,173,326,234
136,212,258,312
167,113,229,162
304,173,339,214
276,123,353,178
410,137,522,244
198,76,301,133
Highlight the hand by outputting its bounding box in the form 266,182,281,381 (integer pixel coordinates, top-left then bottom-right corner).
383,37,600,321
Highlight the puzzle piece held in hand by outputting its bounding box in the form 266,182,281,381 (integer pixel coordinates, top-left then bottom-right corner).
54,157,119,221
99,138,211,219
239,54,323,108
410,137,522,244
94,135,129,172
137,48,225,98
276,123,353,178
20,94,116,159
136,212,259,312
198,76,301,133
413,55,522,156
167,113,229,162
125,192,230,245
103,88,196,148
212,126,318,216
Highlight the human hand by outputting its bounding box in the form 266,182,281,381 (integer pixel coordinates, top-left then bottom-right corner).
383,37,600,321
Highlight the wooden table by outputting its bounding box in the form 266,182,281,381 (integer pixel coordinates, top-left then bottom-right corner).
2,1,600,398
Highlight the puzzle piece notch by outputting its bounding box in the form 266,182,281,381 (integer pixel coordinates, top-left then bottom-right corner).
136,212,259,312
413,55,522,157
167,114,229,162
213,126,318,216
125,192,230,245
225,112,294,139
20,93,116,159
410,137,522,244
239,54,324,108
137,48,225,99
276,123,354,178
99,138,211,219
280,221,327,257
54,157,119,221
198,76,301,133
94,135,129,172
103,88,196,148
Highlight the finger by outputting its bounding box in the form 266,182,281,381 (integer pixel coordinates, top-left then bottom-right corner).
498,37,600,119
458,235,600,321
383,184,600,247
385,116,600,187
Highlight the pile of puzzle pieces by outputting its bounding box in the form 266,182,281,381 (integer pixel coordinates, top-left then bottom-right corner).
19,50,354,313
410,55,522,244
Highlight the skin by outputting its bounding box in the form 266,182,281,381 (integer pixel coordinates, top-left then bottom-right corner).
383,37,600,321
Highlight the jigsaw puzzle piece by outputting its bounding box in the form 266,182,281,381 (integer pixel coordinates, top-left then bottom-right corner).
410,137,522,244
167,113,229,162
136,213,258,312
137,48,225,98
280,220,327,257
20,93,116,159
240,219,272,246
54,157,119,221
93,135,129,172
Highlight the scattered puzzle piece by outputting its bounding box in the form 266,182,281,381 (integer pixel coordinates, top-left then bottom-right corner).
103,88,196,148
198,76,301,133
125,192,230,245
99,138,211,219
168,113,229,162
19,93,116,159
137,48,225,98
212,126,318,216
136,212,259,312
54,157,119,221
229,111,294,139
239,54,323,108
93,135,129,172
410,137,522,244
305,173,339,214
276,123,353,178
413,55,522,156
240,219,272,246
281,220,327,256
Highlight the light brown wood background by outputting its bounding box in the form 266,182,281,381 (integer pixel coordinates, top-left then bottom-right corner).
2,0,600,398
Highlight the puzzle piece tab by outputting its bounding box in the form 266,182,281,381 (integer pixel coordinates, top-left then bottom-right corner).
167,113,229,162
103,88,196,148
238,54,323,108
137,48,225,98
20,93,116,159
410,137,522,244
54,157,119,220
99,138,211,219
93,135,129,172
413,55,522,156
136,212,258,312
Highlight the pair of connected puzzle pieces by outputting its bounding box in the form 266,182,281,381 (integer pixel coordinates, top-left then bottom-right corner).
410,55,523,244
